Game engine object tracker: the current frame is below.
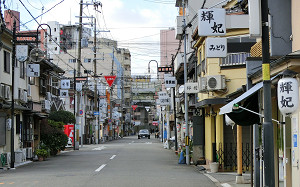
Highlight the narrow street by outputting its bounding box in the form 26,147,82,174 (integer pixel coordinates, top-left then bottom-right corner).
0,135,216,187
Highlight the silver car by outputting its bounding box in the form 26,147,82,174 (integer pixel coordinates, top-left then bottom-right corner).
138,129,150,139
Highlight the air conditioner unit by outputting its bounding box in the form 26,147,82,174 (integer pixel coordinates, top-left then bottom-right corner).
0,84,4,98
206,75,226,91
27,84,31,96
19,89,24,101
41,100,51,110
46,92,51,101
199,77,207,92
4,85,10,99
23,91,28,102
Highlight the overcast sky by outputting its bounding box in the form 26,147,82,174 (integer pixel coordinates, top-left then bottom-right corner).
3,0,178,75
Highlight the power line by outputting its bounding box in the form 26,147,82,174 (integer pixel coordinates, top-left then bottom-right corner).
18,0,92,74
21,0,65,27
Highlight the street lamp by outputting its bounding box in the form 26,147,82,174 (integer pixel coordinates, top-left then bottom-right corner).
148,60,159,80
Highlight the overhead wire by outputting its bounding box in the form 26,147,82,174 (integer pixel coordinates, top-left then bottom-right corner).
17,0,92,74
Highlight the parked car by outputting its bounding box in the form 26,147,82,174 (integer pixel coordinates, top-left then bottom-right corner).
138,129,150,139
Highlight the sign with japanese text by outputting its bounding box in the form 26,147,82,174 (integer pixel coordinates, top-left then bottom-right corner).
104,76,116,87
26,64,40,77
198,8,226,36
164,76,176,88
158,91,169,99
60,90,69,97
61,80,71,89
16,45,28,62
185,82,200,93
277,77,299,115
76,83,82,92
206,38,227,57
157,98,171,106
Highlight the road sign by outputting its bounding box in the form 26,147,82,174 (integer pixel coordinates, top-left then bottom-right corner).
104,75,117,87
94,111,99,116
79,110,83,116
132,105,138,111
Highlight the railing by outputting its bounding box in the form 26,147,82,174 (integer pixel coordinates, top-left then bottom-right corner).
220,52,250,67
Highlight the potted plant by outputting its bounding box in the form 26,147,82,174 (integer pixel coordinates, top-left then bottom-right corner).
35,149,48,161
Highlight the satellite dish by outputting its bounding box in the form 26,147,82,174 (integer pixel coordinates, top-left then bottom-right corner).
29,48,45,62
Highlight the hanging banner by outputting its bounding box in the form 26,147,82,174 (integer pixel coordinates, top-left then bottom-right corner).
104,76,116,87
277,77,299,115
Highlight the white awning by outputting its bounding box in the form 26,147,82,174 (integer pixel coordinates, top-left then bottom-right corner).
219,82,263,115
219,75,279,115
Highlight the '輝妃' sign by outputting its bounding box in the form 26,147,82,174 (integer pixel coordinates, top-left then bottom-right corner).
277,77,299,115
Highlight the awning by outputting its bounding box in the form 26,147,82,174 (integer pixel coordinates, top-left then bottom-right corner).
219,82,263,114
219,75,279,115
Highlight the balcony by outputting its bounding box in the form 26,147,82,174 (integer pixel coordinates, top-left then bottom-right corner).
220,52,250,67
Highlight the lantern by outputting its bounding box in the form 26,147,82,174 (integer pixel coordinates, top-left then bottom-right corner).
277,77,299,115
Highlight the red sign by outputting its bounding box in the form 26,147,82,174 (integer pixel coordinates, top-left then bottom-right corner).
104,76,116,87
64,125,74,146
132,105,138,111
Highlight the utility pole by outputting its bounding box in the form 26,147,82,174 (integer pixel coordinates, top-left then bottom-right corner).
172,55,178,152
93,17,99,144
75,0,83,150
120,71,124,138
182,1,189,165
261,0,274,185
10,21,16,169
110,48,114,140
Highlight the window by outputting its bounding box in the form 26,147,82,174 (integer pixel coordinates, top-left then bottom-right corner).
84,58,91,63
29,77,35,85
4,50,10,73
20,61,25,79
69,59,76,63
16,114,21,134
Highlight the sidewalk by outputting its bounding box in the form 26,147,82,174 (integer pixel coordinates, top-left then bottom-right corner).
195,165,252,187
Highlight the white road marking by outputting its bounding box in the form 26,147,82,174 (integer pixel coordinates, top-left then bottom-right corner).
129,141,135,144
95,164,106,172
110,155,116,160
145,142,152,144
221,183,231,187
204,173,219,183
93,146,106,151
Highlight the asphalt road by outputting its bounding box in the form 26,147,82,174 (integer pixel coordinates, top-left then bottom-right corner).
0,135,216,187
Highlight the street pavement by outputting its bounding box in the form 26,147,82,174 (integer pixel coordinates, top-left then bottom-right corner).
0,135,252,187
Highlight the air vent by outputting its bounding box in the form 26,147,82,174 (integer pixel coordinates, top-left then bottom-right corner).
208,77,218,89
